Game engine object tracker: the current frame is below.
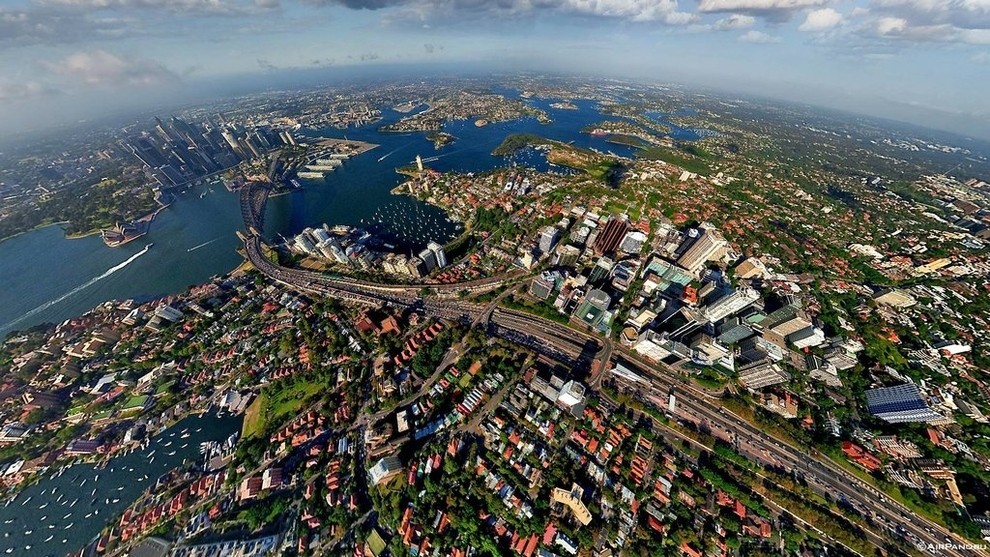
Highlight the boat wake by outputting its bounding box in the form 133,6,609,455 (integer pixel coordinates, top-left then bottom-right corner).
187,237,221,252
0,244,152,333
377,141,414,163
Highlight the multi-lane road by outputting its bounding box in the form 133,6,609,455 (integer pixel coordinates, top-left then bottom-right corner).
238,183,985,557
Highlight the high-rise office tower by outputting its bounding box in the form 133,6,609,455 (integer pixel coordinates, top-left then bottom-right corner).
592,216,630,255
426,241,447,268
702,286,760,323
676,224,727,274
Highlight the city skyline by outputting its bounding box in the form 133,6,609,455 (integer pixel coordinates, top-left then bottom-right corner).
0,0,989,141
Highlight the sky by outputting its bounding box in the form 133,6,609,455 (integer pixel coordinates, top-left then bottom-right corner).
0,0,988,140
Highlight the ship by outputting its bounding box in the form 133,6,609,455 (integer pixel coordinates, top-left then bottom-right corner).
101,222,146,248
304,164,338,172
296,171,325,179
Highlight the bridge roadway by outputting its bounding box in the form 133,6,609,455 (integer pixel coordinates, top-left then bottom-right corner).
239,182,981,556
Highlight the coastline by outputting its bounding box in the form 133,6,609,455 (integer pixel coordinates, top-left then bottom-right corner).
0,220,71,246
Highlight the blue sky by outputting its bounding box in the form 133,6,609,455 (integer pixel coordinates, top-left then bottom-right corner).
0,0,988,139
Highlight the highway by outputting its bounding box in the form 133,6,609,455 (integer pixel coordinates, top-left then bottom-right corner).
237,182,985,557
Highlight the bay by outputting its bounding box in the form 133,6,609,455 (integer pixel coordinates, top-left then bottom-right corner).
0,93,654,336
0,412,242,557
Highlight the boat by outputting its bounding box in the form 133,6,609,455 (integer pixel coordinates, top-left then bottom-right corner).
44,536,53,542
39,516,46,521
167,451,176,456
91,488,97,496
62,513,71,519
64,523,73,530
111,499,119,503
24,531,31,535
84,513,92,518
180,433,190,439
21,496,31,506
5,548,12,553
69,498,78,507
38,502,47,509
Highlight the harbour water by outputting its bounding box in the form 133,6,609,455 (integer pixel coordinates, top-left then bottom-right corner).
0,93,675,336
0,412,242,557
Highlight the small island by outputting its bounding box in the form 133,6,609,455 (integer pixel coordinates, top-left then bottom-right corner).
492,133,626,186
426,131,456,149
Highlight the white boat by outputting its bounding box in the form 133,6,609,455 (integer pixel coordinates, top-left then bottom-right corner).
64,523,73,530
111,499,119,503
44,535,53,542
39,516,46,521
20,497,31,506
85,513,92,518
24,531,31,535
38,502,47,509
5,548,12,553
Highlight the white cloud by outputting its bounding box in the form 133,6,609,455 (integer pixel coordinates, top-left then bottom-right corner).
561,0,697,23
37,0,243,14
739,29,780,42
863,0,990,45
44,50,177,87
799,8,843,31
698,0,827,20
714,13,756,29
0,81,54,102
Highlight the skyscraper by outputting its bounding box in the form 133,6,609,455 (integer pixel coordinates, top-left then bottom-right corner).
702,286,760,323
538,226,561,254
592,216,630,255
427,241,447,268
676,224,727,274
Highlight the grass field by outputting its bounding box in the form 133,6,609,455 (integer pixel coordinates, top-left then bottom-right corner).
242,393,267,438
243,378,326,438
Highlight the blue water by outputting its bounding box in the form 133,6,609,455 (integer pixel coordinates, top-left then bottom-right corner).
0,412,241,557
644,110,716,141
0,91,681,336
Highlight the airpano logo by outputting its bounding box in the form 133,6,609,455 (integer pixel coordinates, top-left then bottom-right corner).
915,540,988,553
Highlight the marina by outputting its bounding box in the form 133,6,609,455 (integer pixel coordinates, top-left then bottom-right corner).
0,412,241,557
